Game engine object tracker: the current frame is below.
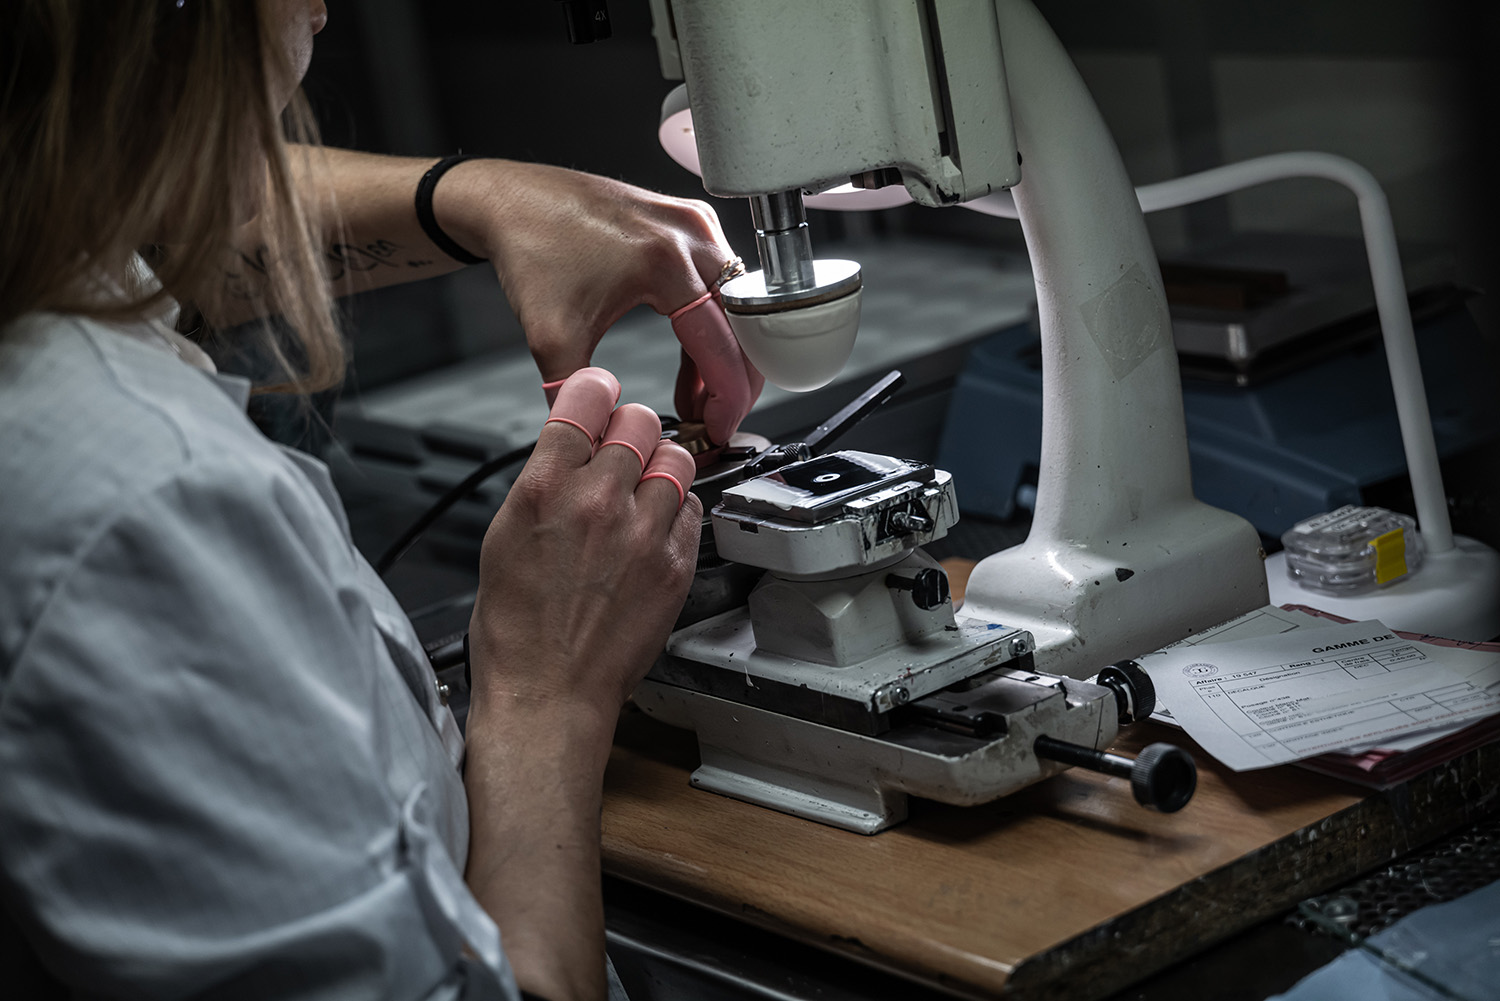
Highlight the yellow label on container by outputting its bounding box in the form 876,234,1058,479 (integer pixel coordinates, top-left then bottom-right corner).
1372,528,1409,584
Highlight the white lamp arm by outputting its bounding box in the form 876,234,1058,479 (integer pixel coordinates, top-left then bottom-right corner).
966,152,1454,554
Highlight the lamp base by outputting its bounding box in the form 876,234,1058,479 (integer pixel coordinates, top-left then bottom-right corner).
1265,535,1500,642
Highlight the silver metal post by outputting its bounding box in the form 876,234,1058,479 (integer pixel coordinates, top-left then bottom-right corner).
748,190,816,292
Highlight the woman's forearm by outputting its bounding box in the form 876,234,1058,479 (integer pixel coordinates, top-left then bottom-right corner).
289,146,472,297
456,369,701,1001
462,695,619,1001
200,147,475,326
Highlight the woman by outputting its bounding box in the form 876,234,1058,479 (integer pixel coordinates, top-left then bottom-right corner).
0,2,758,998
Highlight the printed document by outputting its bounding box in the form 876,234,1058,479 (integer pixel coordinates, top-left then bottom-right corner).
1135,619,1500,771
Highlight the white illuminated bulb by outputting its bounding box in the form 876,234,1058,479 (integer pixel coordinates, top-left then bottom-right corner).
725,289,863,393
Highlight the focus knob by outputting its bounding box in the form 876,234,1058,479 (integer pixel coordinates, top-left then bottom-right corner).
1033,735,1198,814
886,569,950,610
1130,743,1198,813
1098,659,1157,725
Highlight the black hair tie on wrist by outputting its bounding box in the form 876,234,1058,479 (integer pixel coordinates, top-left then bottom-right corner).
415,154,489,266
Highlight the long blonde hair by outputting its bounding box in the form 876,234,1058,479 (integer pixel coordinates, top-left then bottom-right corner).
1,0,343,393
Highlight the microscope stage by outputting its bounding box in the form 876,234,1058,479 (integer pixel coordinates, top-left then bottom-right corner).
651,608,1032,735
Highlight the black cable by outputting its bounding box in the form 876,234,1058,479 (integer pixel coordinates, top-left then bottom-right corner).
375,441,537,576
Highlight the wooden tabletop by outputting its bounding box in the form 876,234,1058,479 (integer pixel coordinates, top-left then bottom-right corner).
601,562,1500,999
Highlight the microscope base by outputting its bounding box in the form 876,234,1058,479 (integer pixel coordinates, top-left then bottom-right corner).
635,667,1119,835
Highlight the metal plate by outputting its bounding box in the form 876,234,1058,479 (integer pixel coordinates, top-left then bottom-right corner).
653,611,1030,734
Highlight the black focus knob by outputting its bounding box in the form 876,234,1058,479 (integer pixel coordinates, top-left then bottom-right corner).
1130,743,1197,813
886,569,950,610
1098,659,1157,725
1033,735,1198,814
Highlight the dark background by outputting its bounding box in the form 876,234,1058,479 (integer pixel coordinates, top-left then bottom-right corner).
296,0,1500,396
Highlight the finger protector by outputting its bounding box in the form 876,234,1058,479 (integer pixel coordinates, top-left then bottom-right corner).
543,367,621,413
596,403,663,474
539,368,622,458
669,292,762,445
639,440,696,510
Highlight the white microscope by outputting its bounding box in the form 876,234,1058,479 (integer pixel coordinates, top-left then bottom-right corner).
635,0,1268,833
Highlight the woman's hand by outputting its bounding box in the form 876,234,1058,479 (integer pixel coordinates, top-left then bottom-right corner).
267,149,760,442
462,367,700,1001
436,160,764,444
466,365,701,733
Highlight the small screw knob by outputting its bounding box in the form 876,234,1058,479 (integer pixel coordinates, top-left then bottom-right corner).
886,569,950,610
889,509,934,534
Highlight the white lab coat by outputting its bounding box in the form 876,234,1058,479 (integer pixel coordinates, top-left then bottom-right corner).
0,297,521,998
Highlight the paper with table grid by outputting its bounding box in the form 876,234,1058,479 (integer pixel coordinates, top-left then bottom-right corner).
1135,618,1500,771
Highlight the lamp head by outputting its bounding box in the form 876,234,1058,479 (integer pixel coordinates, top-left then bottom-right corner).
655,1,1019,393
720,260,862,392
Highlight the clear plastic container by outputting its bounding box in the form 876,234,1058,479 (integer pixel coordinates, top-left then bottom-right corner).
1281,505,1424,595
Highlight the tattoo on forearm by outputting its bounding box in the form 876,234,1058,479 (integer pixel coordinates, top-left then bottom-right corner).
325,238,437,282
223,239,439,297
223,246,272,302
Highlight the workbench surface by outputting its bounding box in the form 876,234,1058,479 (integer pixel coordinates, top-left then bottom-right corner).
602,674,1497,1000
